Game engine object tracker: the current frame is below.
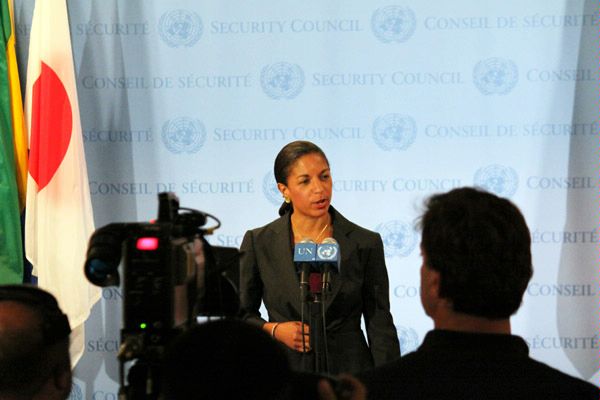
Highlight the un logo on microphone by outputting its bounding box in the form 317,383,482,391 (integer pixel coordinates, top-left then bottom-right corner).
474,164,519,198
396,325,419,354
317,243,338,261
371,6,416,43
161,117,206,154
473,58,518,95
260,62,305,100
372,114,417,151
158,10,203,48
262,172,282,206
376,220,417,258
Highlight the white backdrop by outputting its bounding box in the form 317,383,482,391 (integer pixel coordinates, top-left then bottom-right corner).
14,0,599,398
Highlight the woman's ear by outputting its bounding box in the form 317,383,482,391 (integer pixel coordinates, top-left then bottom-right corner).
277,183,289,200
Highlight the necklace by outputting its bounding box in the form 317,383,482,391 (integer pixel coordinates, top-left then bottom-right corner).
314,223,329,243
294,222,330,243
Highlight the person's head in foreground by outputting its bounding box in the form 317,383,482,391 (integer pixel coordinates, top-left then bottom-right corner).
0,285,72,400
419,186,532,331
161,318,292,399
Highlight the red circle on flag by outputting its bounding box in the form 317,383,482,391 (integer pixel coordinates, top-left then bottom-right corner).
29,62,73,191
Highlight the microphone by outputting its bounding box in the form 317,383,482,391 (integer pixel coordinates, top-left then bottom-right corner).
293,239,316,299
316,237,340,292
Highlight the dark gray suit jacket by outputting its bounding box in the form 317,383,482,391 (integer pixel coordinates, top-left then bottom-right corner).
240,207,400,374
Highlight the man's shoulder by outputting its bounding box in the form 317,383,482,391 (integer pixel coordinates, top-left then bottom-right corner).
522,357,600,397
359,347,600,399
359,351,422,382
358,353,423,399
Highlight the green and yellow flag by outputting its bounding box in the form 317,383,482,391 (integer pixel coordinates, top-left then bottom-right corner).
0,0,26,283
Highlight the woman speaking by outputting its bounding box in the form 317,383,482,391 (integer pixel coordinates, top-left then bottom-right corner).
240,140,400,374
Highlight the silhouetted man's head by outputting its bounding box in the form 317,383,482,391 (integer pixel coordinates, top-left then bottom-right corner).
162,318,292,399
0,285,72,400
419,187,533,319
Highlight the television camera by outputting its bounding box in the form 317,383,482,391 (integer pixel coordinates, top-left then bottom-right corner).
84,192,239,399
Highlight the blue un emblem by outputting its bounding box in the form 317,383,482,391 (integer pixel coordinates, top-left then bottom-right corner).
371,6,416,43
473,58,519,95
260,62,305,99
372,114,417,151
158,10,203,48
161,117,206,154
263,172,282,206
396,325,420,354
474,164,519,198
68,382,83,400
375,220,417,258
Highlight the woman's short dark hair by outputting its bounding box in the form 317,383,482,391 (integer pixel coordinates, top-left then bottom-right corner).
274,141,329,215
420,187,533,319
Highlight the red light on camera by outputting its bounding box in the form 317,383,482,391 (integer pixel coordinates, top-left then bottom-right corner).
136,237,159,251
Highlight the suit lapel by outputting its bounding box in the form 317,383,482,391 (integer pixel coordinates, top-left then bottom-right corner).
266,215,304,314
324,209,352,311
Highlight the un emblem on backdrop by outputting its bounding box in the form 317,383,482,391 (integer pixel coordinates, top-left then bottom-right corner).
68,382,83,400
375,220,417,257
473,58,518,95
161,117,206,154
396,325,419,354
260,62,305,99
371,6,416,43
474,164,519,198
158,10,203,48
372,114,417,151
263,172,282,206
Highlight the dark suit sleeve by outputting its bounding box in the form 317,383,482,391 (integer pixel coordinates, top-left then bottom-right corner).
362,233,401,365
239,230,267,328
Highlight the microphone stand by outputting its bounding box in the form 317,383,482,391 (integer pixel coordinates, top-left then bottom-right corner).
294,240,333,374
321,265,331,373
312,238,338,374
309,272,330,375
310,288,326,373
299,264,310,371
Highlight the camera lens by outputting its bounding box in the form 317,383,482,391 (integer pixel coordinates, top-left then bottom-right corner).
85,258,119,286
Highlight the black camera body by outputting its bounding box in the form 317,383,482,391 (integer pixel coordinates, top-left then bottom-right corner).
85,193,204,337
84,192,239,398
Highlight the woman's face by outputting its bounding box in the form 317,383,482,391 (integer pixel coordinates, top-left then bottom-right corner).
278,153,332,219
